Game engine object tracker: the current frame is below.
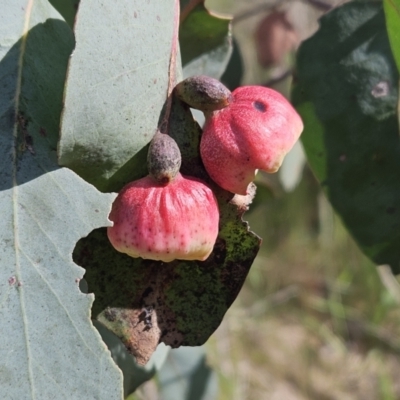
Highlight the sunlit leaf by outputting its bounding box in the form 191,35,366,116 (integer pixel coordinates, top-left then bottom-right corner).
0,1,122,397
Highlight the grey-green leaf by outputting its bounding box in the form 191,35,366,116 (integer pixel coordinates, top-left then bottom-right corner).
48,0,79,28
94,322,169,397
0,1,122,398
292,2,400,272
157,346,218,400
180,1,232,79
384,0,400,74
59,0,178,192
220,38,244,90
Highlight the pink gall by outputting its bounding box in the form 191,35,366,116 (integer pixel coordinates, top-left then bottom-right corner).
200,86,303,194
107,173,219,262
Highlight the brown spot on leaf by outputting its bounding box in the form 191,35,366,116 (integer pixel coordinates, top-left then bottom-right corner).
17,112,35,155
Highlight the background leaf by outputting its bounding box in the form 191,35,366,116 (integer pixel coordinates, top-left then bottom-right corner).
384,0,400,73
48,0,79,28
292,2,400,272
59,0,178,192
156,346,218,400
95,322,169,398
279,142,306,193
220,38,244,90
180,0,232,79
0,1,123,397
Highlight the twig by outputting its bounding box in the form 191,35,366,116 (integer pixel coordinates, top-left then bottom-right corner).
160,0,180,133
167,0,180,98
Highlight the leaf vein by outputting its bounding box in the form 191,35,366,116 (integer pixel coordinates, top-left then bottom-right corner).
19,246,99,359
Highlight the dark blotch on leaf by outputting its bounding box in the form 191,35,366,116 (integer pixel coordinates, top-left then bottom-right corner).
104,307,117,322
212,238,227,264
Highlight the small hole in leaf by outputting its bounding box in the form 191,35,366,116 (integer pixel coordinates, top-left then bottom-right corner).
253,101,267,112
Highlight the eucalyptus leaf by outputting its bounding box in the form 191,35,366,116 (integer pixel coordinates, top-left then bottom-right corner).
180,1,232,79
220,38,244,90
293,2,400,272
94,322,169,397
157,346,218,400
59,0,178,192
48,0,79,27
0,1,122,397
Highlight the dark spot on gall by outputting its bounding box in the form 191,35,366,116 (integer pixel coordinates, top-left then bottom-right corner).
387,207,396,214
253,101,267,112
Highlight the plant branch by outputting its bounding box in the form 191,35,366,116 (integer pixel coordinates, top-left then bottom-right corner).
160,0,180,134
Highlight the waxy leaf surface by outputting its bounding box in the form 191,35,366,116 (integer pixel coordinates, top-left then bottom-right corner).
0,1,122,398
157,346,218,400
59,0,177,192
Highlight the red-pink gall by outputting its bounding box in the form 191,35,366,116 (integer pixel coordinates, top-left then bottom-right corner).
108,132,219,262
200,86,303,194
107,173,219,262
